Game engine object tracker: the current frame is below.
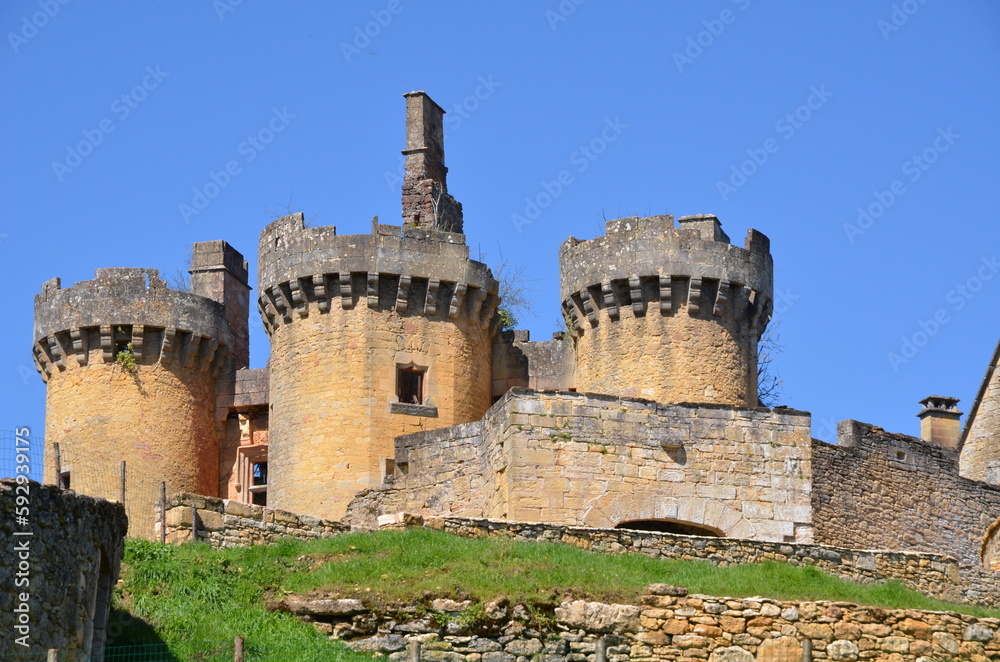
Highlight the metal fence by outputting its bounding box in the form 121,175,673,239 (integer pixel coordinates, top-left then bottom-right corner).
0,430,45,482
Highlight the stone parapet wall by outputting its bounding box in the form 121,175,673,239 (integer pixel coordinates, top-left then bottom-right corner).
0,479,128,658
348,389,814,543
812,421,1000,567
161,492,347,547
277,589,1000,662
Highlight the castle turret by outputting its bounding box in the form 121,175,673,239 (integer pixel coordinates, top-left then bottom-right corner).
33,242,249,536
258,92,498,520
560,214,772,406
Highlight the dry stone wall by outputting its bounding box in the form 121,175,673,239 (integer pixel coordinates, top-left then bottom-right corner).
161,491,347,547
812,420,1000,568
0,480,127,658
348,389,814,543
276,588,1000,662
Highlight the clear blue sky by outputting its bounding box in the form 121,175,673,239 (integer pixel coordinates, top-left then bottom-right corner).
2,1,999,479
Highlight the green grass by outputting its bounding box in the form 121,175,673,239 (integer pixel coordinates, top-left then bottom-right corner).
112,527,1000,656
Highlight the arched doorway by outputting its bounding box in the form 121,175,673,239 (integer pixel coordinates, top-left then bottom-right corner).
616,519,724,537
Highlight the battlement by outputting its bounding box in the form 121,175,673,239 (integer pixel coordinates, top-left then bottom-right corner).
33,256,247,381
559,214,773,337
257,213,499,335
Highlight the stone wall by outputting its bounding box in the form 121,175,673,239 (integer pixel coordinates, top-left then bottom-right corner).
812,420,1000,568
0,479,128,658
348,389,814,543
559,214,772,407
961,339,1000,483
424,517,992,606
161,491,347,547
492,330,575,398
276,588,1000,662
258,213,498,521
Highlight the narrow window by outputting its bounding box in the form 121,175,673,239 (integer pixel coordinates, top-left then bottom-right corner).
59,471,71,490
249,461,267,506
397,366,425,405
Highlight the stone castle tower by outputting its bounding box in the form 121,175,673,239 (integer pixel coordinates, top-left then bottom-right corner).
32,242,250,534
257,91,499,520
560,214,772,406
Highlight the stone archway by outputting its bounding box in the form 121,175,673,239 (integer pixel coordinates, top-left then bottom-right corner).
616,519,724,537
580,493,757,539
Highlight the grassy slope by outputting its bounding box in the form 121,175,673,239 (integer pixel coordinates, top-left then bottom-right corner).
112,527,1000,653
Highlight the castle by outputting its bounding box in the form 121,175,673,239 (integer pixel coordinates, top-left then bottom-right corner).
31,92,1000,573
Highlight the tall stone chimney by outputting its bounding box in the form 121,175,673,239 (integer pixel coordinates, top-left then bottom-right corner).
189,240,250,370
918,395,963,447
401,91,464,234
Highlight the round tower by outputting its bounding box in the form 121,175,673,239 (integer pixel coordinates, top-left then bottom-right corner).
33,241,250,536
560,214,772,406
258,91,498,520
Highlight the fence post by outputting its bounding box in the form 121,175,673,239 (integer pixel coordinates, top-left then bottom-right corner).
407,638,421,662
119,460,126,504
595,637,607,662
802,638,812,662
52,442,61,487
191,504,198,543
160,481,167,544
234,636,245,662
47,650,57,662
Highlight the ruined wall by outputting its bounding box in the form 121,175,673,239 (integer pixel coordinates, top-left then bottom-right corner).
492,330,575,398
159,492,346,548
348,389,814,543
34,254,248,537
560,215,772,407
961,340,1000,483
0,479,127,658
812,420,1000,567
290,590,1000,662
259,214,498,520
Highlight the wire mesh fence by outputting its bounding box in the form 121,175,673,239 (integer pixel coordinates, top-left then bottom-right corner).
0,430,45,482
0,639,373,662
50,443,184,540
0,433,183,540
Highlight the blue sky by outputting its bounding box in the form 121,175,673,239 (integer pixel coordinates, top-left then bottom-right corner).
2,1,999,478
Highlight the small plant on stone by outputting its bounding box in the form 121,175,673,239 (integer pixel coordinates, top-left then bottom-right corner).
116,342,138,374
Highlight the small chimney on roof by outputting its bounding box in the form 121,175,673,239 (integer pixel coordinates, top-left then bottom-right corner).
917,395,963,447
400,91,464,234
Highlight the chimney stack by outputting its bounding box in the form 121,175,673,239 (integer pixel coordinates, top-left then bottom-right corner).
401,91,464,234
917,395,963,447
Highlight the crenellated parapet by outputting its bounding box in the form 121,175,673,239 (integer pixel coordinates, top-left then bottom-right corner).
558,213,774,407
560,214,773,339
257,214,500,336
33,267,240,382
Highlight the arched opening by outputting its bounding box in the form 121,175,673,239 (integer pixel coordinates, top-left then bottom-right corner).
615,519,725,537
